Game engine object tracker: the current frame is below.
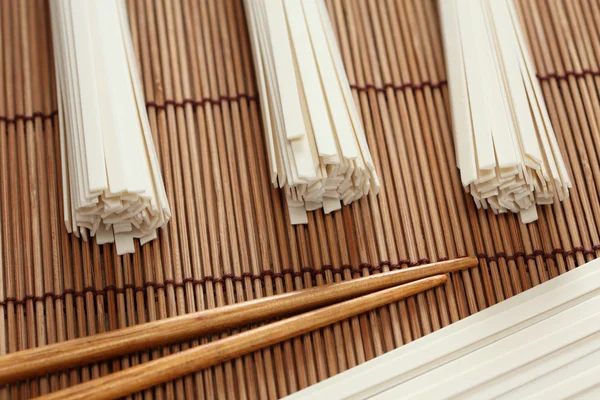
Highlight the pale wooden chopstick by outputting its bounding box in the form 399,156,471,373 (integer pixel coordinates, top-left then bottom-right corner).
35,275,448,400
0,257,477,385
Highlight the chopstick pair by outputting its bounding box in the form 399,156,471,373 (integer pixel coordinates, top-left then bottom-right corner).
0,257,478,399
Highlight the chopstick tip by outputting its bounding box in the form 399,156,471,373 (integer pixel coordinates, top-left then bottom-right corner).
465,256,479,268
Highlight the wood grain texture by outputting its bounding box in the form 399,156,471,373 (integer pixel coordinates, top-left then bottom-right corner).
34,276,448,400
0,258,475,384
0,0,599,398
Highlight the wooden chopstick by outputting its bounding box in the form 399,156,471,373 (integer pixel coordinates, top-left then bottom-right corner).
0,257,477,385
34,275,448,400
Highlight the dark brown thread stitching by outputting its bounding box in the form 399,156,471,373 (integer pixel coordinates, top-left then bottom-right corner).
0,110,58,124
338,70,600,93
0,248,594,307
2,70,599,123
0,94,259,124
349,80,447,93
2,70,600,123
536,70,600,81
146,94,258,109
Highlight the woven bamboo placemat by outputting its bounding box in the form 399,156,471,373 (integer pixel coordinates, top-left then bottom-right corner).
1,0,599,398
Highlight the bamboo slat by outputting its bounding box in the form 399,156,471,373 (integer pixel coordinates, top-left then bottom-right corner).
1,0,599,398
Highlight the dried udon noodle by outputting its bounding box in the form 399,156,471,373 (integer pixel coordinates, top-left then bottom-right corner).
244,0,380,224
50,0,170,254
440,0,571,223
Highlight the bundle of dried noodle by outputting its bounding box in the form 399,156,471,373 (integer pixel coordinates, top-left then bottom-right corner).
244,0,380,224
50,0,170,254
440,0,571,223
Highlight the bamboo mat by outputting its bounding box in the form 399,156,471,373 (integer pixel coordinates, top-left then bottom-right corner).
1,0,600,398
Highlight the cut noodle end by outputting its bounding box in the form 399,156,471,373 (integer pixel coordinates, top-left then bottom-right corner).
50,0,170,254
